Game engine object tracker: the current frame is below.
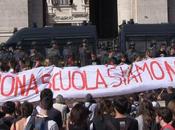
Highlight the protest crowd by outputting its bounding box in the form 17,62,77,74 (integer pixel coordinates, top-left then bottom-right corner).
0,38,175,72
0,39,175,130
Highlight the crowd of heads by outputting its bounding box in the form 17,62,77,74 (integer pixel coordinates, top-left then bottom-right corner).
1,39,175,73
0,38,175,129
0,88,174,130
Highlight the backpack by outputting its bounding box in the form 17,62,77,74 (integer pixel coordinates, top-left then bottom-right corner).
25,115,49,130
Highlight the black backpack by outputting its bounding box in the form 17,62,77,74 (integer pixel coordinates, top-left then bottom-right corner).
25,115,49,130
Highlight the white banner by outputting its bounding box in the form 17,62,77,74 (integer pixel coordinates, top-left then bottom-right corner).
0,57,175,103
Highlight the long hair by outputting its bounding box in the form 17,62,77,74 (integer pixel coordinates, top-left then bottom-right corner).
95,99,114,116
168,99,175,128
51,0,59,6
137,99,155,130
94,99,105,121
69,103,90,129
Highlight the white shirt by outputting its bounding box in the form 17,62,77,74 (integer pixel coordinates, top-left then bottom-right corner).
34,106,59,130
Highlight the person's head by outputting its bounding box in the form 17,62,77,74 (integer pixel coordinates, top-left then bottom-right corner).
82,42,87,49
113,96,128,115
170,39,175,47
82,39,87,44
139,98,153,110
166,86,174,94
169,47,175,56
67,41,72,45
21,101,33,118
138,99,155,119
44,58,51,66
56,94,65,104
70,103,90,126
108,50,114,58
13,27,18,34
51,40,58,48
129,42,135,50
108,58,116,65
156,107,173,125
40,96,53,110
16,41,22,49
2,101,15,115
91,53,96,60
120,54,126,63
8,59,16,70
145,49,152,58
132,54,142,62
31,41,37,46
102,99,115,115
19,59,26,67
160,43,166,51
146,92,157,102
150,41,156,48
95,99,114,117
85,93,94,103
40,88,53,101
167,99,175,120
128,96,134,104
138,92,145,102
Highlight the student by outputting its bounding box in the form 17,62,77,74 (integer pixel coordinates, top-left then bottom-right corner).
113,96,138,130
25,96,59,130
92,99,120,130
10,101,33,130
32,89,63,129
67,103,90,130
156,107,175,130
0,101,16,130
168,100,175,128
135,99,156,130
53,94,70,127
84,94,97,121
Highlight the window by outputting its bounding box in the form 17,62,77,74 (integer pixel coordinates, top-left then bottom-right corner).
59,0,70,5
51,0,71,6
51,0,59,6
84,0,89,5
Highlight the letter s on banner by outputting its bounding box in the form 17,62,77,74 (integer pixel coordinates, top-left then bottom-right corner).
41,73,52,89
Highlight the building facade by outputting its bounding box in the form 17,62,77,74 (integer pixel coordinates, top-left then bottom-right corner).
0,0,175,43
0,0,43,43
118,0,168,25
0,0,29,42
47,0,89,26
168,0,175,23
0,0,89,43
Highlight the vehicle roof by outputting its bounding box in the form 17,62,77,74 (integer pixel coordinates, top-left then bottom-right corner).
121,24,175,37
5,25,97,46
